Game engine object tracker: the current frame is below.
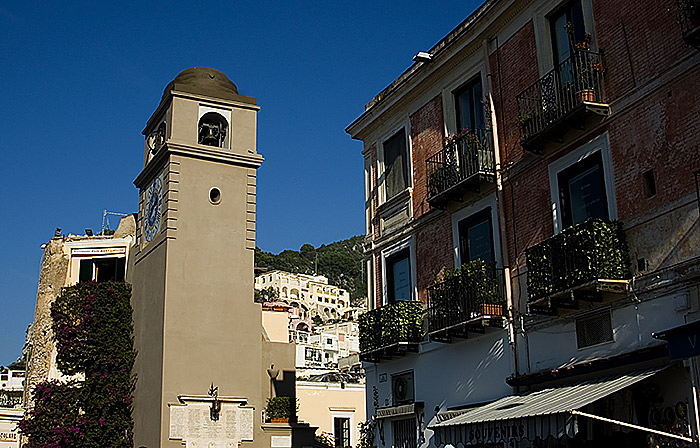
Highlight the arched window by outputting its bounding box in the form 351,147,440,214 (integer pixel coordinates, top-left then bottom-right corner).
198,112,228,148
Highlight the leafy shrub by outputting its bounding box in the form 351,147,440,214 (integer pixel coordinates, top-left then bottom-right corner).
359,301,423,353
265,396,295,420
357,420,376,448
315,431,335,447
18,381,85,448
20,281,136,448
525,218,630,300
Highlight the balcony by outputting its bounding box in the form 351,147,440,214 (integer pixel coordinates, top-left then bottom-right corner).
526,218,631,315
517,50,609,153
426,128,496,208
427,262,507,343
677,0,700,49
358,301,423,363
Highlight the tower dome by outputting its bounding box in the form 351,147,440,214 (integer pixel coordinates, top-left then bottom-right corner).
161,67,240,102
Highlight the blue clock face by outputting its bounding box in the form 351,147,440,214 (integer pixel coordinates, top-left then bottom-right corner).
144,177,162,242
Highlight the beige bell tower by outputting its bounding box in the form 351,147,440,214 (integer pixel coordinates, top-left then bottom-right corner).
130,68,306,448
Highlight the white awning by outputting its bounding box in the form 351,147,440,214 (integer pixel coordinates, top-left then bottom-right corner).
431,366,665,446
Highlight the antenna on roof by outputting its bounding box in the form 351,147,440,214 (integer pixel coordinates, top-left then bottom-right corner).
102,210,129,233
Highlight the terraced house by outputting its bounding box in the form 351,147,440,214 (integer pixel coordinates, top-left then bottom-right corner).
346,0,700,447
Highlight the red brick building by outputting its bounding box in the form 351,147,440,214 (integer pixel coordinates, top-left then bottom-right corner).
347,0,700,446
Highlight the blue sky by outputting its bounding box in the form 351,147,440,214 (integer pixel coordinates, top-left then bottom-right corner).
0,1,481,365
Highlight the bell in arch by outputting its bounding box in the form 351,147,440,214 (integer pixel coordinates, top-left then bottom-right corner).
198,112,228,148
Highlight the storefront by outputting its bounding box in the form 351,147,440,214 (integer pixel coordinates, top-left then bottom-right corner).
432,365,695,448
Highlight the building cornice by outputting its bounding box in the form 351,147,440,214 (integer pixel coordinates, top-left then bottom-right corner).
345,0,505,140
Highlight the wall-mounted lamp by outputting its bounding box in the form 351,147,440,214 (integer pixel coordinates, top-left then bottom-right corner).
413,52,433,63
208,383,221,421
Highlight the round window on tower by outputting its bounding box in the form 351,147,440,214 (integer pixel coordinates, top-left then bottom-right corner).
209,187,222,205
198,112,229,148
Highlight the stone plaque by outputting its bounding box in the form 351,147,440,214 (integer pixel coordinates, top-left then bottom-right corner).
169,405,185,439
271,435,292,448
169,397,253,447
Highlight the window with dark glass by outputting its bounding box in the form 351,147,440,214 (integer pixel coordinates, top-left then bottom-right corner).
383,130,409,199
78,257,126,282
458,209,494,265
550,0,585,68
454,78,485,132
334,417,351,447
387,249,411,303
558,152,608,228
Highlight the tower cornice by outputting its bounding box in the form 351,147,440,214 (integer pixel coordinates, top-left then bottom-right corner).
134,141,263,188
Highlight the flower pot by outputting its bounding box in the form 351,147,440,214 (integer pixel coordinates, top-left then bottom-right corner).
271,417,289,423
577,89,595,102
480,303,503,316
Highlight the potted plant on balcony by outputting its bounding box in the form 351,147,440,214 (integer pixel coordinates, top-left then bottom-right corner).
565,25,598,102
266,396,297,423
517,111,538,136
431,260,503,319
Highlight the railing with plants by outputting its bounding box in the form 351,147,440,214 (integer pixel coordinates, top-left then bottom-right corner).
358,301,423,355
516,49,605,145
526,218,630,301
426,128,495,200
427,260,507,334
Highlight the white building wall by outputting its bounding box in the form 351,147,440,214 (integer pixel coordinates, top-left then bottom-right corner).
522,293,688,373
364,330,513,448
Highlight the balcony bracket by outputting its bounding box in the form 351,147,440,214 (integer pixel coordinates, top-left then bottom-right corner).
587,102,611,117
552,292,578,310
360,342,420,363
529,279,629,316
429,333,452,344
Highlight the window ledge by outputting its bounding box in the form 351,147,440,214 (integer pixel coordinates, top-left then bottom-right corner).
378,188,411,215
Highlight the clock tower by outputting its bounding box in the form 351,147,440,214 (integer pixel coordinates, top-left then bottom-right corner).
130,68,304,448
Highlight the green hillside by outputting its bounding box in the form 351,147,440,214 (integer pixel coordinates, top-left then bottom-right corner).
255,236,366,305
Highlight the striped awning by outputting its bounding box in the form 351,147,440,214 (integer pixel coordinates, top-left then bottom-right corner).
431,367,665,447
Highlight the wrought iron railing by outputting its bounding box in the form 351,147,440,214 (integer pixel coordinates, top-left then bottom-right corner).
677,0,700,48
427,262,507,335
516,50,605,145
526,218,630,301
358,301,423,355
426,128,495,200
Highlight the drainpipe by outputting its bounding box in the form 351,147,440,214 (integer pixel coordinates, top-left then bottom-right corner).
483,38,519,381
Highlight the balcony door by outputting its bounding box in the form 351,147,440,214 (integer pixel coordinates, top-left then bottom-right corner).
551,0,585,69
458,208,494,266
454,78,485,177
455,78,485,132
558,151,609,228
387,249,412,304
549,0,586,110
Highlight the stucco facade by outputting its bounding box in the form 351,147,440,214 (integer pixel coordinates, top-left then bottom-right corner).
297,381,366,447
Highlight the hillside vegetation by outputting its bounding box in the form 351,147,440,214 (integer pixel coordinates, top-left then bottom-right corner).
255,236,366,305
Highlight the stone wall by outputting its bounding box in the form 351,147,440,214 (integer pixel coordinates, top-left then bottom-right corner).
23,237,68,411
